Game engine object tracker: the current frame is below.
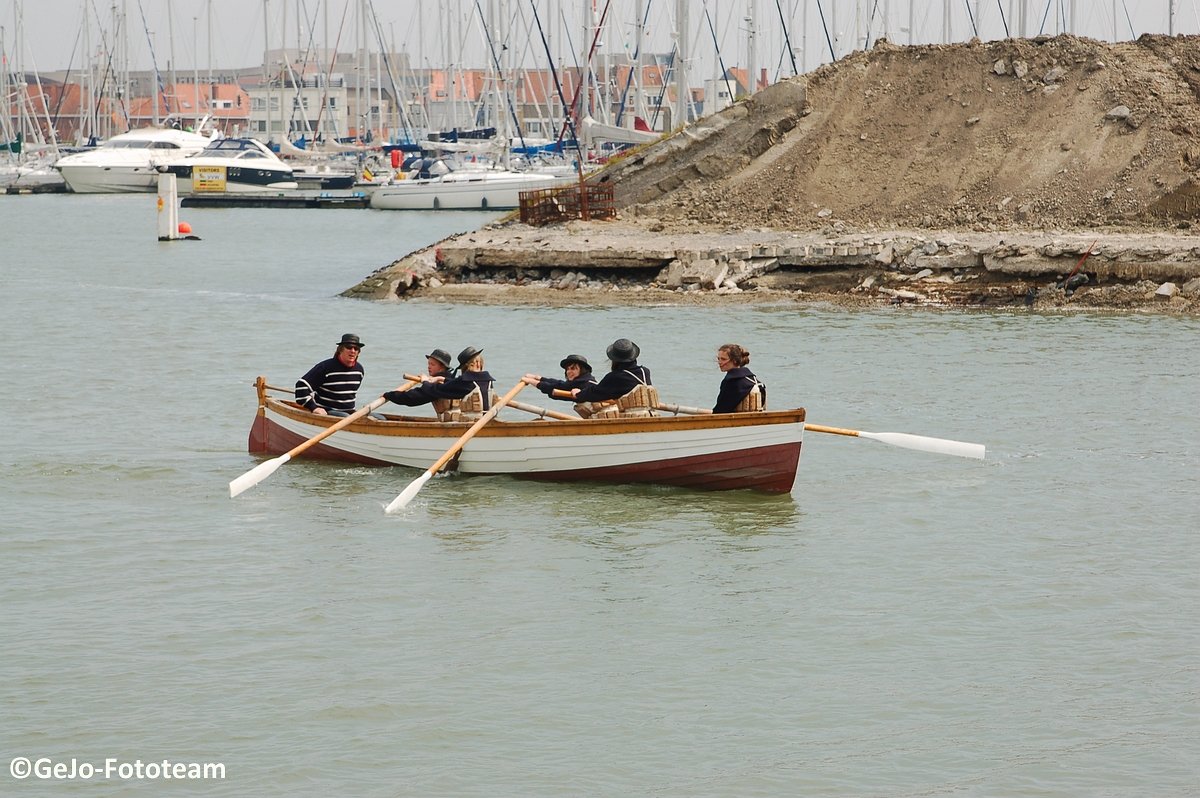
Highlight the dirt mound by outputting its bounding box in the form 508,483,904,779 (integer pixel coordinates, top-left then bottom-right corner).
620,34,1200,232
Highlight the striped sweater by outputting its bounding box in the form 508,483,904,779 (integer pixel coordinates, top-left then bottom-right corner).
295,357,364,413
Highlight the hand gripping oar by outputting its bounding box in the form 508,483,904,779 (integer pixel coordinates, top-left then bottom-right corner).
229,380,418,498
652,402,985,459
802,423,985,459
385,381,528,514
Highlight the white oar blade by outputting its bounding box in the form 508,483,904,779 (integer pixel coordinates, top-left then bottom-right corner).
229,454,290,498
859,431,986,460
385,471,433,514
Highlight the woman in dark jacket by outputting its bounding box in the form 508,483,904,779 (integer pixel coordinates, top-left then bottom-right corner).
712,343,766,413
522,354,598,400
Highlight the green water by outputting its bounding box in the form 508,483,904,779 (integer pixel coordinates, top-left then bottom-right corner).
2,195,1197,796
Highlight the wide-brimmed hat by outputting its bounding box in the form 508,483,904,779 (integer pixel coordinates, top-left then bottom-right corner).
457,346,484,367
559,354,591,371
337,333,364,348
605,338,639,362
426,349,452,369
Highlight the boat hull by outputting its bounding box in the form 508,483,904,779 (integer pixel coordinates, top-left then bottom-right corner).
164,164,299,193
369,171,570,210
249,396,804,493
56,163,163,193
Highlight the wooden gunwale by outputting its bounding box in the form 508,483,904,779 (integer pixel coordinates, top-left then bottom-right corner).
265,396,805,437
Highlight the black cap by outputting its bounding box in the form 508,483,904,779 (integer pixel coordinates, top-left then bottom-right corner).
337,333,364,348
605,338,639,362
559,354,591,371
457,346,484,367
426,349,452,369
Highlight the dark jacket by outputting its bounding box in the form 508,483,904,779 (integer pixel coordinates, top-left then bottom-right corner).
713,367,765,413
296,357,364,413
537,372,598,401
574,363,651,403
386,370,495,409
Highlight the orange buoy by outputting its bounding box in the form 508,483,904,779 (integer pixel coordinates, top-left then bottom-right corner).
178,221,192,235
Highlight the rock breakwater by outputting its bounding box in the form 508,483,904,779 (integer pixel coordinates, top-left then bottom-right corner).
342,221,1200,313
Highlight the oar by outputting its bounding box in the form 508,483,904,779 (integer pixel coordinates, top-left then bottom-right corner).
654,402,985,459
229,380,418,498
657,401,712,415
385,381,528,513
802,423,986,459
509,399,575,420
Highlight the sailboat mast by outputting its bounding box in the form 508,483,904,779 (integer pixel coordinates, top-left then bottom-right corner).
747,0,758,96
207,0,213,108
673,0,688,128
121,0,129,131
0,23,8,150
167,1,176,120
263,0,271,143
634,0,644,123
192,13,199,130
280,0,288,142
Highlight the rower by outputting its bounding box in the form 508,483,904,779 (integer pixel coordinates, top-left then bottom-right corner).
570,338,659,418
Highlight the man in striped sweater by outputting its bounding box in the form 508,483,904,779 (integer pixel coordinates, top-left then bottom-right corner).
295,333,366,416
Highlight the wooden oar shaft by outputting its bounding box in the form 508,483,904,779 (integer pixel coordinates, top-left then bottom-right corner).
509,399,575,420
551,389,573,399
423,381,528,477
657,402,712,415
802,423,861,438
385,381,530,513
285,396,385,457
229,380,420,499
277,380,420,458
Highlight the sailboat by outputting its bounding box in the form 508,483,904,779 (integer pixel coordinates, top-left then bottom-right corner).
368,155,572,211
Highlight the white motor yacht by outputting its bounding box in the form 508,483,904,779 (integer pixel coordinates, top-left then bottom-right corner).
158,138,298,193
54,127,216,193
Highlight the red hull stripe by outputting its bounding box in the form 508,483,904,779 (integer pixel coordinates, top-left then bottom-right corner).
518,441,801,493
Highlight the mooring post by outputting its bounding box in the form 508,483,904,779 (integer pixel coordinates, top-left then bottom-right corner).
156,172,180,241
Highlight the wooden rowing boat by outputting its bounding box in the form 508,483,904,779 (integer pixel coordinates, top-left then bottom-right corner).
247,377,805,493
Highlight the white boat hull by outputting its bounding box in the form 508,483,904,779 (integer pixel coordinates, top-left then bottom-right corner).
56,162,165,193
250,392,805,493
369,171,570,210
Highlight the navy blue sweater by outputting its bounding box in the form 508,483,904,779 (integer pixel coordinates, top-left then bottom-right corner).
295,357,364,413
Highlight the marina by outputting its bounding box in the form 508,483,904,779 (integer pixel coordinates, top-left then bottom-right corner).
6,2,1200,792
